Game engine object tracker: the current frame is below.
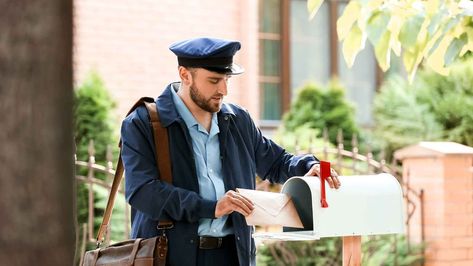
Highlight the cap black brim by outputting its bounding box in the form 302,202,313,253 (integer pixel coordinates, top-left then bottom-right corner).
203,63,244,75
229,63,244,75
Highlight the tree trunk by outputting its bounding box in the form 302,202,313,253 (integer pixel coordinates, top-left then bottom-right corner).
0,0,75,265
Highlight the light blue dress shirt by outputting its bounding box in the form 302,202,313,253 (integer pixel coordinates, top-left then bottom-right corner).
171,86,233,237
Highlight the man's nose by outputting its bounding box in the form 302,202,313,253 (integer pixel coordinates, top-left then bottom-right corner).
218,79,228,95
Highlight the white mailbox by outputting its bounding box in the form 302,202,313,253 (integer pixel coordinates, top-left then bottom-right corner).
254,174,405,241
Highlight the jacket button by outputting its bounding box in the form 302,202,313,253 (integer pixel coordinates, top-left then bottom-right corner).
224,116,229,120
190,239,195,244
236,236,240,241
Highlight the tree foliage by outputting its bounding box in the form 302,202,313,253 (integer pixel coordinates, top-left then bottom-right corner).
308,0,473,82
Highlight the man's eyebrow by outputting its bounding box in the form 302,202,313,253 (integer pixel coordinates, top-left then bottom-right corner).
207,77,224,81
208,75,231,80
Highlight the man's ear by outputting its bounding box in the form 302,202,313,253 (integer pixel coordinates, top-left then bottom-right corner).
179,66,192,86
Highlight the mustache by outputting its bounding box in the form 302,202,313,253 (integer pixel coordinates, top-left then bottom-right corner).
211,93,224,98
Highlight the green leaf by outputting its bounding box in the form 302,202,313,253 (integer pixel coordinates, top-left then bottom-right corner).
308,0,324,20
337,1,361,41
366,11,391,45
460,27,473,56
399,14,425,48
342,24,366,68
427,9,447,35
426,34,453,76
445,32,468,66
428,16,462,56
403,48,422,83
374,31,392,71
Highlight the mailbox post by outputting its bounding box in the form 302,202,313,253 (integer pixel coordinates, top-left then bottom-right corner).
254,174,405,265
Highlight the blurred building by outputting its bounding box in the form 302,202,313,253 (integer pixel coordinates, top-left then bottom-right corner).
74,0,380,132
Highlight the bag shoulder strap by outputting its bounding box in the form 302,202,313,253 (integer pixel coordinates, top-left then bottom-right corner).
143,101,172,184
96,97,172,244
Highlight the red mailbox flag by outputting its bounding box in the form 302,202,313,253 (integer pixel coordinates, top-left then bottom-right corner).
320,161,330,208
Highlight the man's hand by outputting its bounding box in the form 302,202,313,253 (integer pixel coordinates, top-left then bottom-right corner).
304,163,341,189
215,190,254,218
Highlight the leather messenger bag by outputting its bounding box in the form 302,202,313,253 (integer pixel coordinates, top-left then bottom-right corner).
82,97,173,266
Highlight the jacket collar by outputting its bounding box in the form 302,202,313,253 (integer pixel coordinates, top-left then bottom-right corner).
156,82,236,128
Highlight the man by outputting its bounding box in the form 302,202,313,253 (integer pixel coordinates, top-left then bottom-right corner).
121,37,341,266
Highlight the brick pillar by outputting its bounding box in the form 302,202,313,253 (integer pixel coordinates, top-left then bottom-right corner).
395,142,473,265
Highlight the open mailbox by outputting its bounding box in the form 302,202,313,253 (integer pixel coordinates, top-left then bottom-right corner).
253,174,405,241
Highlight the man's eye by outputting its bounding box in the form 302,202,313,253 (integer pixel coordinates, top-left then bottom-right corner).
209,80,219,84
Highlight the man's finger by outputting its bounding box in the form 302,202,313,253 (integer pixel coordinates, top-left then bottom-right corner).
304,164,320,176
230,197,253,215
231,201,252,216
331,168,339,178
235,192,254,210
233,206,251,216
326,176,335,188
332,175,341,188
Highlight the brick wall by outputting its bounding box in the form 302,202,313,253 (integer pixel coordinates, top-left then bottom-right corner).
73,0,259,120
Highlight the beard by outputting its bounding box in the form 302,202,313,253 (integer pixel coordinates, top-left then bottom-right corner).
189,84,223,113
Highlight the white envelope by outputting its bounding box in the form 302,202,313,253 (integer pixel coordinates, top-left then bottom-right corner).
237,188,303,228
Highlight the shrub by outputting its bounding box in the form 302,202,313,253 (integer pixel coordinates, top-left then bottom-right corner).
74,71,118,163
73,72,124,262
282,81,359,150
373,75,442,157
274,124,330,153
257,238,342,266
414,61,473,146
256,235,424,266
373,58,473,156
362,235,424,266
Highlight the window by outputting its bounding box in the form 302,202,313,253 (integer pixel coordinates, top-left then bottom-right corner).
290,0,331,93
259,0,283,121
258,0,380,127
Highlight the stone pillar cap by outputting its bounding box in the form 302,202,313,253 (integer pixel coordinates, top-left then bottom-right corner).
394,141,473,160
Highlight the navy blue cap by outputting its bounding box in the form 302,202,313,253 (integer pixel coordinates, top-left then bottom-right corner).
169,37,244,75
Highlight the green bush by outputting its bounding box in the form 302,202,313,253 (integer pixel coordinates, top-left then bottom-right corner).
282,81,359,150
274,124,330,153
74,71,118,163
74,71,118,224
256,235,424,266
73,72,124,263
373,58,473,156
414,61,473,146
257,238,342,266
373,75,442,157
362,235,424,266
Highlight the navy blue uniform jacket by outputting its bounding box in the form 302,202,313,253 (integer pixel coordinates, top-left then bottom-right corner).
121,83,319,266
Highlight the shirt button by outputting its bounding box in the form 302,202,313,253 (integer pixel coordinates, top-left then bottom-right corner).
237,236,240,241
224,116,229,120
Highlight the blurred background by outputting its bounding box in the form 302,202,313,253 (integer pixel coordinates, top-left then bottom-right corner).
2,0,473,265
